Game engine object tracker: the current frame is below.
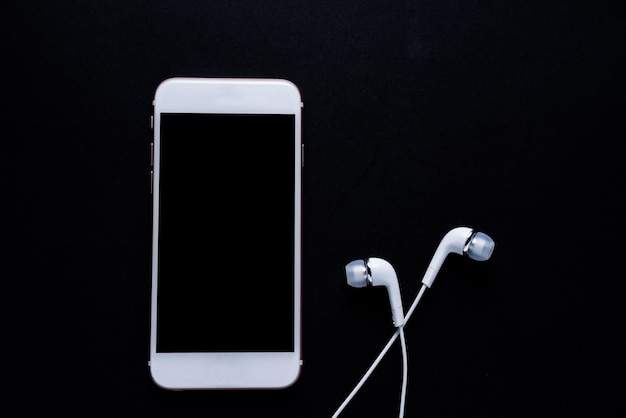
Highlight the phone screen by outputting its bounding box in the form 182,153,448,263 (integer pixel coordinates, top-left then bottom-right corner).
156,113,295,353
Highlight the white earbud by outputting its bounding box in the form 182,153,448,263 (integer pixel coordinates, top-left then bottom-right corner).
345,257,405,327
421,226,495,288
334,227,495,418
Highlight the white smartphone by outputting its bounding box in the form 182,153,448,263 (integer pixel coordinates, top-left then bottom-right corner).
149,77,303,390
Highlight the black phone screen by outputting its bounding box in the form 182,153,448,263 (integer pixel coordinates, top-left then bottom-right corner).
156,113,296,353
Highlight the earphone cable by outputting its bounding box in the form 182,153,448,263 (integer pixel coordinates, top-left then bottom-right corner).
331,284,428,417
399,326,408,418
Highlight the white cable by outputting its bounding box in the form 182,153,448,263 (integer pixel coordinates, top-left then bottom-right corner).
332,284,428,417
399,326,408,418
331,332,398,418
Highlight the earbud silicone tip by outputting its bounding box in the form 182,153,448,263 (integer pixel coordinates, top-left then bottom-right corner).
467,232,495,261
345,260,368,288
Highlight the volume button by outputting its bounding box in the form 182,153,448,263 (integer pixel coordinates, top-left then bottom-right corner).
150,141,154,194
150,112,154,194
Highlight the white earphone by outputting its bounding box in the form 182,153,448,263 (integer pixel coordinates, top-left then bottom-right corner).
345,257,405,327
421,226,495,287
333,226,496,418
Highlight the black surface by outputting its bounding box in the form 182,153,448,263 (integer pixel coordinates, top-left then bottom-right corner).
3,1,626,417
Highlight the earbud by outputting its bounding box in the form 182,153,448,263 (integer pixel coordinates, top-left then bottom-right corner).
345,257,405,327
335,227,495,418
421,226,495,288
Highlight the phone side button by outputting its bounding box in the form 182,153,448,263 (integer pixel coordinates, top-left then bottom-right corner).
150,142,154,194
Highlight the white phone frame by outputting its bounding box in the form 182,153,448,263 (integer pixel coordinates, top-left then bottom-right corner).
149,77,303,390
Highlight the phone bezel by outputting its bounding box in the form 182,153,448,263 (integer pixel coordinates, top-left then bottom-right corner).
149,77,302,390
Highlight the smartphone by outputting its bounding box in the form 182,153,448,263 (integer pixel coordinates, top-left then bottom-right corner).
149,77,303,390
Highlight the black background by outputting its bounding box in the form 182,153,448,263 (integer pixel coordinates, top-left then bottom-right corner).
3,1,625,417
